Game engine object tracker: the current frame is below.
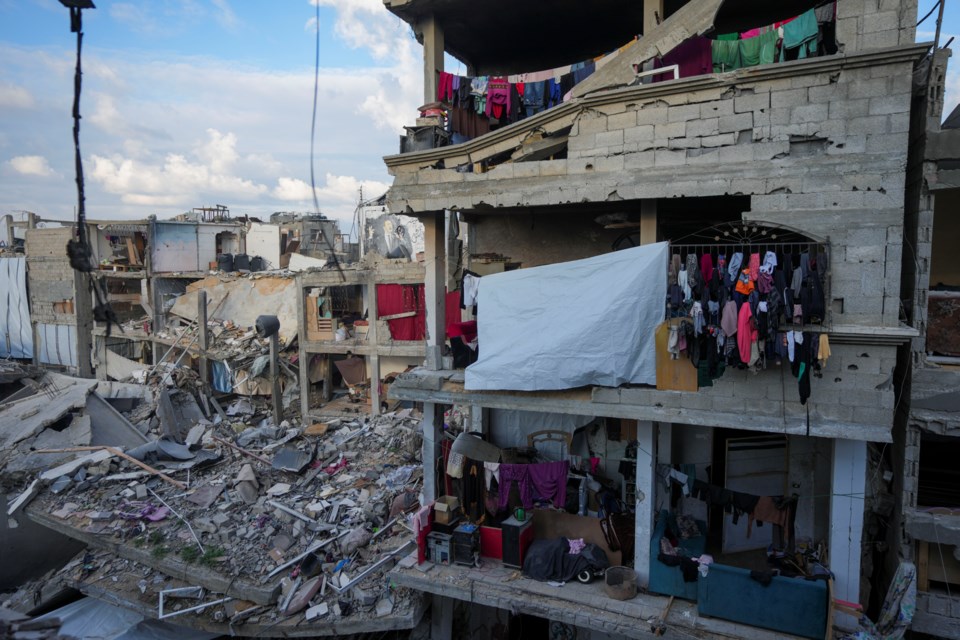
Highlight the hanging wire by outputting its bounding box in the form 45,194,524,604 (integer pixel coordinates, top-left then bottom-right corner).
917,0,942,27
309,1,345,282
60,1,121,340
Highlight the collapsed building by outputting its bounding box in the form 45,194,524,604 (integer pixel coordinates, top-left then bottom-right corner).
373,0,960,638
4,1,960,639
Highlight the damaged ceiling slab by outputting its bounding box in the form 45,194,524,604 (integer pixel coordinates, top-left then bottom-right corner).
170,275,299,345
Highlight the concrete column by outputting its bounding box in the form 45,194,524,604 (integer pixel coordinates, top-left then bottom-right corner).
423,212,446,370
830,438,867,630
74,271,94,378
419,15,444,105
643,0,664,32
468,405,484,433
367,277,381,415
94,336,108,381
197,290,209,386
640,199,657,245
634,420,657,587
296,281,311,421
656,421,672,464
430,594,453,640
422,402,442,503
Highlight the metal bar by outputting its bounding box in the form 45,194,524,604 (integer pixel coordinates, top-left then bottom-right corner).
211,435,272,465
159,594,232,620
265,530,350,580
148,487,204,554
326,541,415,594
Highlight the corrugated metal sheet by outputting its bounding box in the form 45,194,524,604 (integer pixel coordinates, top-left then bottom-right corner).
0,257,34,359
37,323,78,367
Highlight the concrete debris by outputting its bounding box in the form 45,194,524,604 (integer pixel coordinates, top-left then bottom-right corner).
2,389,425,635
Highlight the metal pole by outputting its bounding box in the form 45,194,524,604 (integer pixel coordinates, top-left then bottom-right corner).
197,290,209,385
935,0,946,49
270,333,282,425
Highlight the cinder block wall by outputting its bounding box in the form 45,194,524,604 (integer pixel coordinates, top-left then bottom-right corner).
25,227,76,326
836,0,919,52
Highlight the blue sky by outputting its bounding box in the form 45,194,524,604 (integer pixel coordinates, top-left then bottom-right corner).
0,1,958,231
0,0,421,229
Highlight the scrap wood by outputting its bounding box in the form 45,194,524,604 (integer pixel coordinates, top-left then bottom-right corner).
33,446,186,489
650,595,674,636
212,435,271,465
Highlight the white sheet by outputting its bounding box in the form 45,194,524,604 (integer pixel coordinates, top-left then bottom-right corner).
0,257,33,359
465,242,668,391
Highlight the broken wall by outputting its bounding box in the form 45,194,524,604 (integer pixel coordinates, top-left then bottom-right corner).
25,228,75,327
835,0,919,53
245,222,282,270
389,54,917,328
469,211,627,268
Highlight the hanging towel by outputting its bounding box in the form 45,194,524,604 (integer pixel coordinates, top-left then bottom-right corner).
483,462,500,490
737,303,758,365
721,300,739,335
748,253,761,282
712,38,742,72
727,252,744,285
780,9,819,61
817,333,831,365
759,251,778,275
700,253,714,284
739,29,779,67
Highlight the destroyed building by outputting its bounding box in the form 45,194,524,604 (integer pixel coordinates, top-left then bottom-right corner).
375,0,959,638
0,199,434,636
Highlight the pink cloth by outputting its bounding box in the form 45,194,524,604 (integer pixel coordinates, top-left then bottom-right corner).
485,76,511,119
437,71,454,102
737,303,758,364
741,28,761,38
700,253,714,285
748,253,761,282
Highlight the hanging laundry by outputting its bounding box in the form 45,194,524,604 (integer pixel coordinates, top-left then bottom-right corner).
735,268,755,295
700,253,714,284
654,36,713,81
748,253,761,282
737,303,758,365
739,29,779,67
712,38,742,72
817,333,831,366
437,71,455,102
485,76,511,119
780,9,819,61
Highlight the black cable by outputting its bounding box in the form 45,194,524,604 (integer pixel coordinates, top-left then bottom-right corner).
917,0,942,27
61,1,121,339
309,1,345,282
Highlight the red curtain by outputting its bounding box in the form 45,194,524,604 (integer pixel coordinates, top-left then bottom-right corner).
445,290,462,337
377,284,426,341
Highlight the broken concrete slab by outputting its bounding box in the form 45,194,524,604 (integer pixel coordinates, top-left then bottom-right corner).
7,415,92,476
104,349,147,382
86,392,151,448
25,506,281,606
158,389,205,442
0,374,98,452
170,275,299,345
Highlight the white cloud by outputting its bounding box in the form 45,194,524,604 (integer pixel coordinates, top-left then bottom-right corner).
211,0,240,31
273,173,390,204
0,83,34,108
8,155,55,177
0,0,423,223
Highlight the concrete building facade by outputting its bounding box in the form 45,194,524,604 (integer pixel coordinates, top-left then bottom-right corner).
381,0,953,637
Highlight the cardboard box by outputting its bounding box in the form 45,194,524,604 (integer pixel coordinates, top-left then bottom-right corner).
433,496,460,525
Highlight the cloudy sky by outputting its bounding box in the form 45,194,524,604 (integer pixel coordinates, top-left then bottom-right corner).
0,0,958,233
0,0,430,231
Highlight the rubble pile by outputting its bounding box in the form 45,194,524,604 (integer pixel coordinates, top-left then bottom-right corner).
3,361,427,634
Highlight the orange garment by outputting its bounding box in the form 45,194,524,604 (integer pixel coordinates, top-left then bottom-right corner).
747,496,790,537
734,268,755,295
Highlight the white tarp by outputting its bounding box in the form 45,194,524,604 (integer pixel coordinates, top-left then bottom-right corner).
0,257,33,359
465,242,668,391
